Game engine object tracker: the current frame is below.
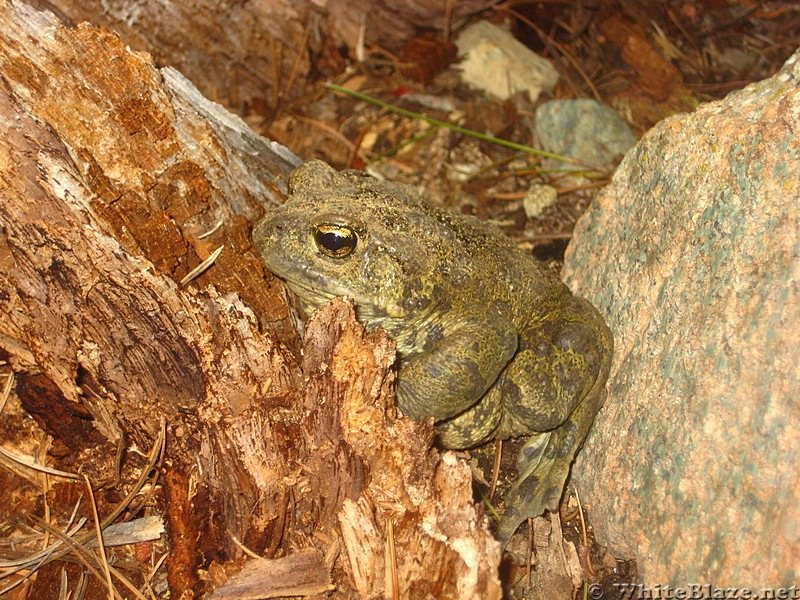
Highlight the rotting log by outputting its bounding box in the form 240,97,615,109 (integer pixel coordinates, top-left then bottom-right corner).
0,2,502,598
34,0,496,115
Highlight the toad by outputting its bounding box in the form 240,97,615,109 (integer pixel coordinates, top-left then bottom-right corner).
253,160,613,541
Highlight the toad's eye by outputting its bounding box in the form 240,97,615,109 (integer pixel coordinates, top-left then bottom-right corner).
313,224,357,258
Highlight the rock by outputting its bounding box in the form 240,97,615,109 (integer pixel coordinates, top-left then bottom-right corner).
562,50,800,586
534,99,637,170
454,20,558,103
522,182,559,218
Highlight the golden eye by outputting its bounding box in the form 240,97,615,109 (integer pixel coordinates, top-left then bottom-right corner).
314,224,357,258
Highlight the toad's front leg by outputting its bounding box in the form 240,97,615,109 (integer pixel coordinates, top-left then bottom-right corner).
395,311,517,439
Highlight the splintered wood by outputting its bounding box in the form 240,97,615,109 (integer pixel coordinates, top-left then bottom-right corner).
301,299,502,599
0,2,501,598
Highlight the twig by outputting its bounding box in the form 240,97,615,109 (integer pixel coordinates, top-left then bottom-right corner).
229,533,262,560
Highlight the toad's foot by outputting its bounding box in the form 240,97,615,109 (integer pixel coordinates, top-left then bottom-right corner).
496,429,566,543
497,386,606,543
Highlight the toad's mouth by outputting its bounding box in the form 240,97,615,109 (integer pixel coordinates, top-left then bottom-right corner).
271,263,402,324
263,257,339,304
264,256,371,311
280,273,339,310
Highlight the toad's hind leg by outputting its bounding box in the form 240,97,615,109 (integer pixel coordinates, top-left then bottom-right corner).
496,296,613,542
434,386,503,449
497,380,607,543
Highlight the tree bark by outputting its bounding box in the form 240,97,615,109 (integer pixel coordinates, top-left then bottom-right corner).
0,2,501,598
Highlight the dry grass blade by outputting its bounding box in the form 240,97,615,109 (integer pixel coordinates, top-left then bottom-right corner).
0,553,51,597
81,420,166,534
527,518,533,588
83,474,115,600
33,516,149,600
0,445,80,480
143,551,168,589
75,571,88,600
575,488,595,576
284,17,312,105
40,434,54,558
0,518,87,569
0,422,166,597
292,115,358,153
0,372,14,415
489,439,503,501
58,567,69,600
325,84,609,173
385,518,398,600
